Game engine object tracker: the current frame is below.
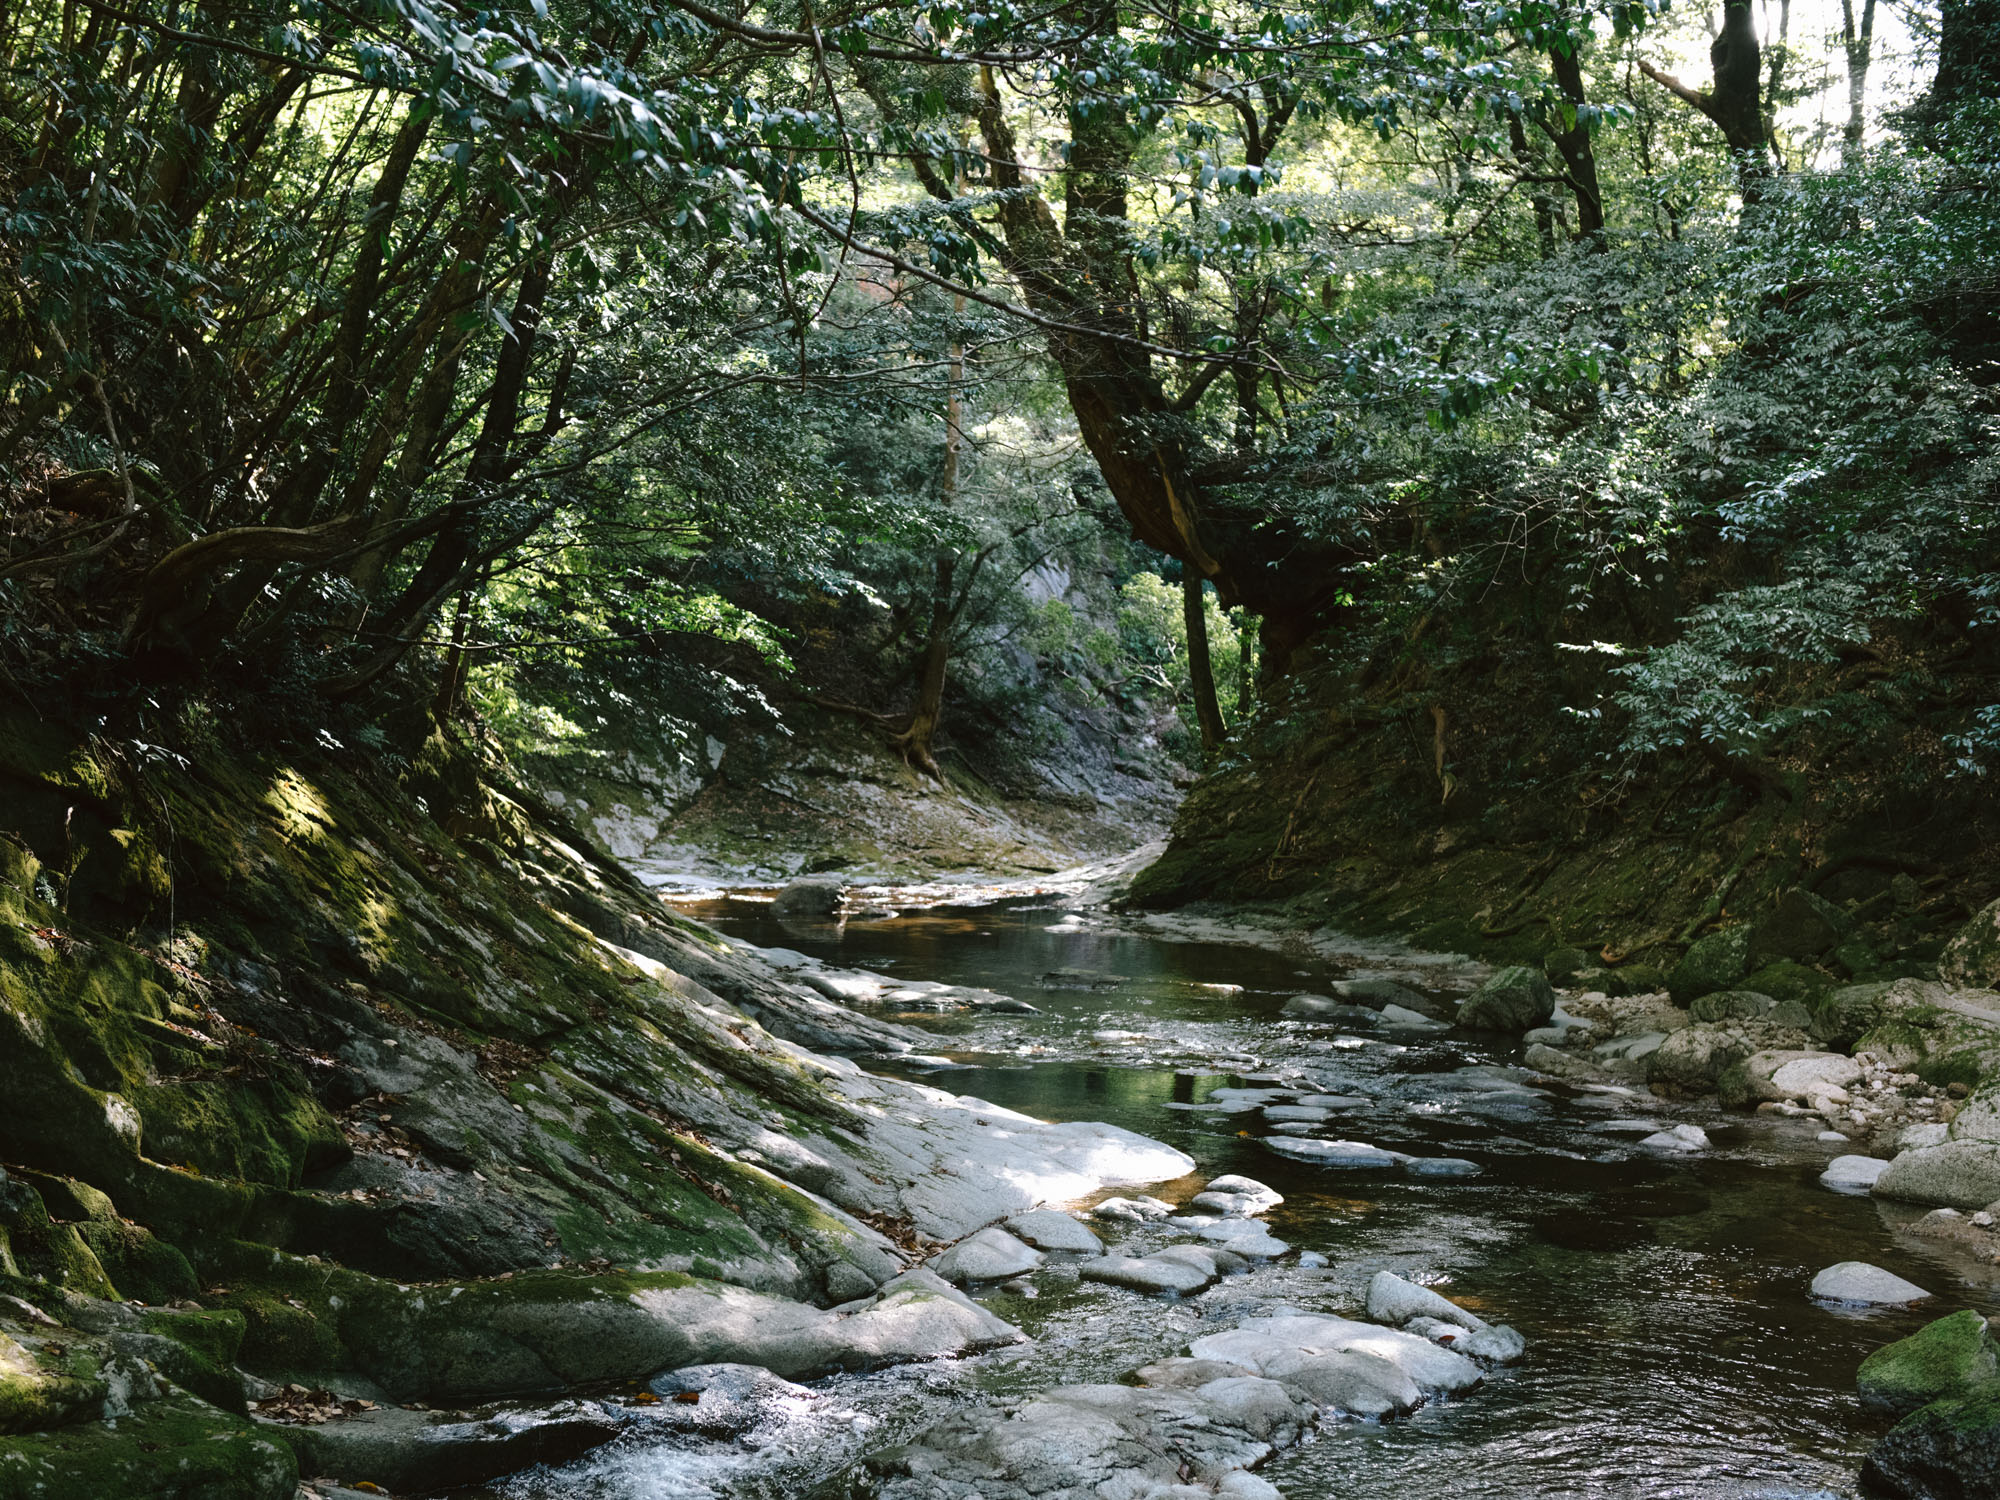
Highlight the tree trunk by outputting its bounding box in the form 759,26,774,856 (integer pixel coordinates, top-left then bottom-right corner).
1183,571,1227,755
893,296,965,780
1508,112,1560,255
1932,0,2000,112
1547,44,1606,244
1840,0,1877,162
1638,0,1767,196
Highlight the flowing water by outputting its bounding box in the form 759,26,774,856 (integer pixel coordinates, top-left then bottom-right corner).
495,891,2000,1500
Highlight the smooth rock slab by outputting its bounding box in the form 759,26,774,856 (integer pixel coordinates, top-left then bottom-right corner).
1366,1271,1486,1333
1874,1141,2000,1210
1081,1253,1217,1296
864,1378,1316,1500
1260,1138,1404,1169
1811,1262,1932,1306
274,1400,624,1492
932,1227,1044,1284
1639,1124,1710,1152
1193,1313,1485,1398
1003,1209,1104,1256
1403,1156,1482,1178
1821,1155,1892,1193
1189,1175,1283,1218
1197,1220,1291,1258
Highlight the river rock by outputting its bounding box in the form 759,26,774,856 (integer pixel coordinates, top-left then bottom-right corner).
771,874,847,917
1365,1270,1485,1332
1863,1389,2000,1500
1193,1312,1485,1400
1857,1310,2000,1418
1690,989,1776,1023
1080,1253,1218,1296
1457,966,1556,1033
1403,1156,1482,1177
1822,1155,1892,1193
933,1227,1044,1284
863,1378,1315,1500
1668,926,1751,1006
1812,1262,1932,1305
1281,994,1382,1024
1197,1220,1290,1258
1639,1124,1710,1152
1091,1195,1176,1222
1003,1209,1103,1255
271,1398,624,1493
1380,1003,1450,1031
1189,1175,1283,1217
1332,977,1449,1017
1875,1141,2000,1210
1649,1024,1755,1094
1941,896,2000,989
1260,1138,1403,1169
1264,1104,1333,1123
1720,1048,1860,1109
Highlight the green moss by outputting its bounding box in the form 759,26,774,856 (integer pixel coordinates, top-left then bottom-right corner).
75,1220,198,1304
1860,1310,2000,1417
0,1179,117,1299
1740,960,1832,1011
1917,1052,1988,1090
0,1389,296,1499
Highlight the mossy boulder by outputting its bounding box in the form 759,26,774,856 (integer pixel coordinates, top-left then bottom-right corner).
0,1388,296,1499
1668,927,1750,1007
1747,888,1854,967
1649,1024,1756,1095
1942,897,2000,990
1740,960,1832,1013
1690,990,1776,1023
1863,1385,2000,1500
1542,947,1594,985
1859,1310,2000,1418
1457,966,1555,1033
0,1175,116,1300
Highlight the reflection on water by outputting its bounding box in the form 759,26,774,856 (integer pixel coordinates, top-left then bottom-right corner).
500,898,1997,1500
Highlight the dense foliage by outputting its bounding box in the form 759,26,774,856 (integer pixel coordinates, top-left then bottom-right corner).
1,0,1995,780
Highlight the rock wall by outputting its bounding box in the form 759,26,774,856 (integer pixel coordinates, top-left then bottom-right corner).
0,711,1183,1494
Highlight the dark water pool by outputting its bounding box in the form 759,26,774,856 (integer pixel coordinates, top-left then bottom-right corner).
499,897,1995,1500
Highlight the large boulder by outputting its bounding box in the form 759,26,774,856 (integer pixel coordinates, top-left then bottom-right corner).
1457,966,1555,1033
771,874,847,917
1863,1387,2000,1500
1748,888,1854,967
1875,1142,2000,1211
1943,896,2000,990
932,1227,1044,1284
1668,927,1751,1006
1649,1024,1756,1095
1859,1310,2000,1418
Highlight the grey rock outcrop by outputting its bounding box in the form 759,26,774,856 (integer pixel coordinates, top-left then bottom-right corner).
1457,966,1556,1033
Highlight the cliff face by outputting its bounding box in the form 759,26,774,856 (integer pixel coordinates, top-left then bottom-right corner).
1132,606,2000,987
0,711,1183,1496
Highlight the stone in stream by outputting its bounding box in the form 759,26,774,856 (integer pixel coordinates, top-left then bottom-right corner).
1090,1194,1176,1223
931,1227,1044,1284
262,1399,627,1493
1259,1137,1404,1169
1192,1312,1486,1401
1402,1156,1482,1178
1003,1209,1104,1255
771,873,847,917
1080,1252,1218,1296
1821,1155,1892,1193
1812,1262,1932,1305
1367,1271,1528,1365
1456,965,1556,1033
1639,1124,1710,1152
1263,1104,1333,1124
1857,1310,2000,1417
1875,1141,2000,1211
1862,1388,2000,1500
863,1377,1312,1500
1280,994,1382,1025
1198,1219,1291,1258
1189,1175,1284,1217
1379,1003,1450,1031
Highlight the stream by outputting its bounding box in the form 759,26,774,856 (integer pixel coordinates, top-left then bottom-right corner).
491,886,1997,1500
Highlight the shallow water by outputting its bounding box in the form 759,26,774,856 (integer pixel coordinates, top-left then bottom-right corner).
497,897,1997,1500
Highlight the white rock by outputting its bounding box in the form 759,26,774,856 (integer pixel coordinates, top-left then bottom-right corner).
1820,1155,1892,1193
1365,1270,1486,1332
1080,1253,1216,1296
1263,1105,1333,1124
1403,1156,1482,1178
1810,1261,1931,1305
1297,1251,1329,1269
1259,1138,1404,1168
1770,1055,1864,1099
1818,1130,1851,1143
1092,1195,1175,1223
932,1227,1044,1284
1639,1124,1710,1152
1196,1221,1290,1258
1380,1004,1448,1030
1003,1209,1104,1255
1189,1175,1283,1218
